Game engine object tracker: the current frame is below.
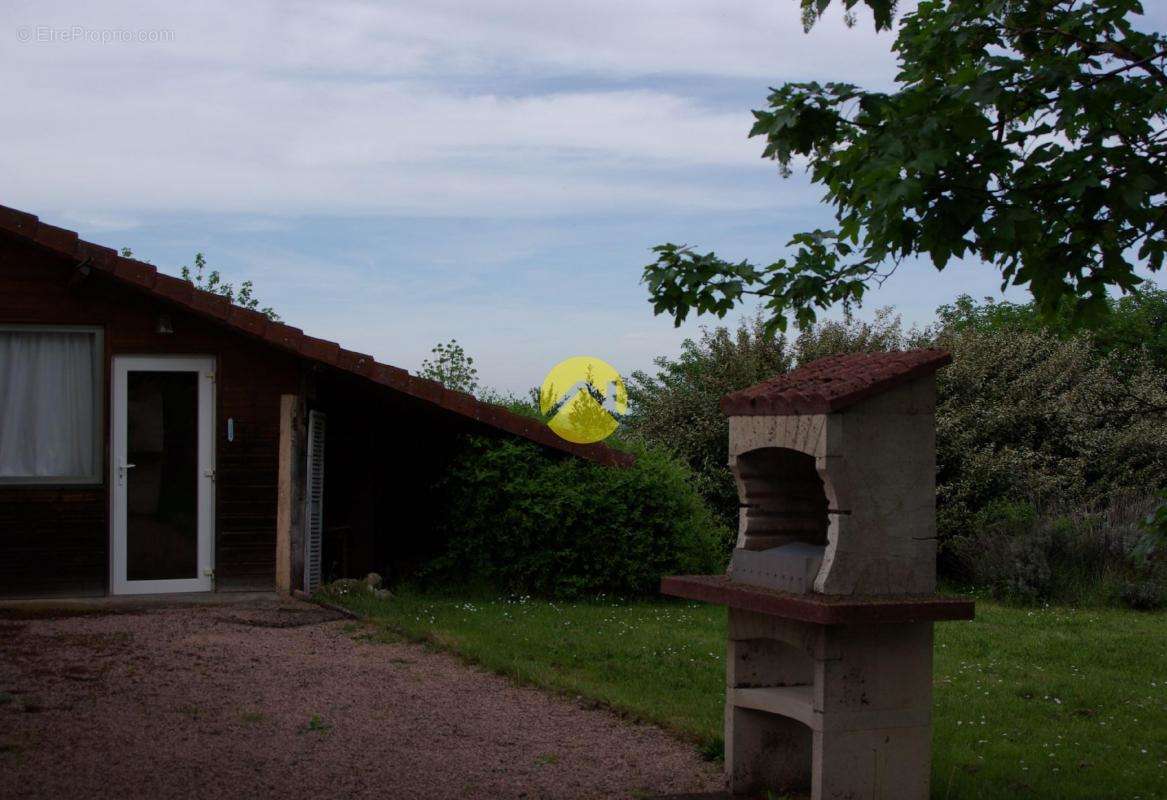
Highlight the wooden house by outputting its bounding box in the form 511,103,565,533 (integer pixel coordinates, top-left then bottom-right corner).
0,205,627,598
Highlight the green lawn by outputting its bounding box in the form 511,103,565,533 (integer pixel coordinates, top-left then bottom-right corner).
322,586,1167,799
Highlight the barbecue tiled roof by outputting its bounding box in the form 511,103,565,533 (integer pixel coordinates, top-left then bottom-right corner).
0,203,632,467
720,349,951,416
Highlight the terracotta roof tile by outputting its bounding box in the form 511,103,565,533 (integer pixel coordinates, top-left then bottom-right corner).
300,336,341,365
721,349,951,416
78,241,120,271
225,306,269,336
350,353,379,379
153,273,195,304
0,206,37,236
34,223,79,253
262,322,304,351
111,257,158,288
0,203,632,467
189,290,233,320
335,349,373,373
409,376,446,404
372,362,409,384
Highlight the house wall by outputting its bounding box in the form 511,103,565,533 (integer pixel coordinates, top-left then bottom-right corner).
312,369,463,585
0,235,302,596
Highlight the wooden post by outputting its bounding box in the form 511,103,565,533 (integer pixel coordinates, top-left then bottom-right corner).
276,393,307,594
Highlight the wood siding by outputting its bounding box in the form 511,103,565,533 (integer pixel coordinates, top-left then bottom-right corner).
0,235,301,596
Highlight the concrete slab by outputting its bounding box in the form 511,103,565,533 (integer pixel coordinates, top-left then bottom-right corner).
0,591,294,618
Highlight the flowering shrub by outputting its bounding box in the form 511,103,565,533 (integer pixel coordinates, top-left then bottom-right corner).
934,327,1164,527
622,292,1167,604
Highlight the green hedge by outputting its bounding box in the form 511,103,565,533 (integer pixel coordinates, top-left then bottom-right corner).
423,436,732,598
619,295,1167,606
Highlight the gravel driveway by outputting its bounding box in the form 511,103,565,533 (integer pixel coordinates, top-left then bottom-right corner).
0,595,722,800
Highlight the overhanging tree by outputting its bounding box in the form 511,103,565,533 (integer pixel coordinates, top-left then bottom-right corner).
643,0,1167,333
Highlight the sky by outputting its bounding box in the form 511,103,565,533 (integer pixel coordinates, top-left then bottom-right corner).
1,0,1082,393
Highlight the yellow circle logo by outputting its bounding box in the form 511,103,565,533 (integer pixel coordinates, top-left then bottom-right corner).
539,356,627,444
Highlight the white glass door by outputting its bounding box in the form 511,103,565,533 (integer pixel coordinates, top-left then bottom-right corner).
110,355,215,594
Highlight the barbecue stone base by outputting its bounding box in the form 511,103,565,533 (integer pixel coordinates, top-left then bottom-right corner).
724,609,934,799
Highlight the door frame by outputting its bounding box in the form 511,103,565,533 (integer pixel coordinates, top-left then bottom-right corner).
109,355,216,595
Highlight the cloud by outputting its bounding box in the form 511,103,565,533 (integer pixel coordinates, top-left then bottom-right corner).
8,0,1011,394
2,0,897,219
9,1,901,80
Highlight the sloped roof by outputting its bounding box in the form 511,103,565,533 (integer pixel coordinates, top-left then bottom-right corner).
720,349,951,416
0,203,631,467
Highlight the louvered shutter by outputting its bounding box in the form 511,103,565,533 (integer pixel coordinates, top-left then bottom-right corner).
303,410,326,594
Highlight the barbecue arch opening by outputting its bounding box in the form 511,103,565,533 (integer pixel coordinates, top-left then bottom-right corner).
734,447,829,549
728,447,831,593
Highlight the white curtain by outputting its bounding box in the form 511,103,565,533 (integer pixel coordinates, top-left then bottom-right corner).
0,331,96,479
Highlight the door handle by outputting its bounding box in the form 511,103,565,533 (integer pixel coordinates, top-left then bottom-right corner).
117,462,136,485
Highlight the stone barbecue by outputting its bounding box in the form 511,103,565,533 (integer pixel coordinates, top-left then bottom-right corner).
662,349,974,800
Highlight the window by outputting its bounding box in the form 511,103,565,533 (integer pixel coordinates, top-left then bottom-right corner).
0,326,102,483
